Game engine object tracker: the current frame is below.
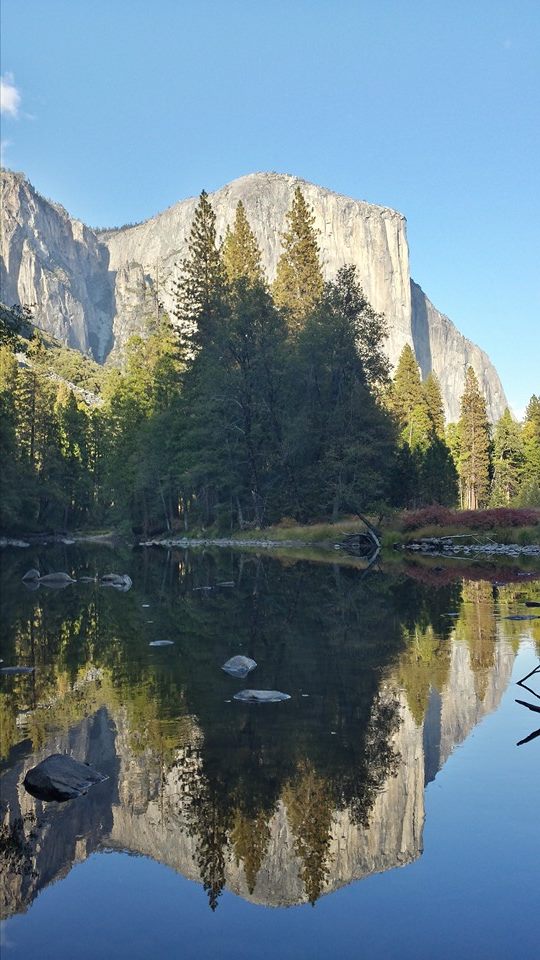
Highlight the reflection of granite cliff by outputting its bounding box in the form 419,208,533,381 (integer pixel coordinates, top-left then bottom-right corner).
0,636,515,916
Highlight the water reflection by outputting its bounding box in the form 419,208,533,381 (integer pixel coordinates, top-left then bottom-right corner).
0,547,538,916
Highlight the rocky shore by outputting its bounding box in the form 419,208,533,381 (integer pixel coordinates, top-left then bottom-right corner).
400,537,540,558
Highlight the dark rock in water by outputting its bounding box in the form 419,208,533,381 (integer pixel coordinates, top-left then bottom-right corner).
23,754,108,802
149,640,174,647
233,689,290,703
503,614,540,621
22,568,40,582
525,601,540,608
38,572,76,586
222,655,257,679
101,573,132,591
1,665,35,675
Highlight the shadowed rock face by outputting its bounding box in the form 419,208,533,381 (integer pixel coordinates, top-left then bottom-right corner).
0,169,507,421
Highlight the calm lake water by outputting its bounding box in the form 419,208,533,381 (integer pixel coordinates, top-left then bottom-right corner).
1,545,539,959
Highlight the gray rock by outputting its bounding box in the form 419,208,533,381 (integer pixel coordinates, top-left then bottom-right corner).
38,572,76,586
22,568,40,581
149,640,174,647
233,689,291,703
222,656,257,679
23,753,108,802
101,573,132,591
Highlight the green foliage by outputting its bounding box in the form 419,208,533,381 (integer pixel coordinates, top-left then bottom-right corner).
457,367,491,509
173,190,227,347
222,201,264,285
286,267,396,520
272,186,324,330
423,372,445,440
490,408,524,505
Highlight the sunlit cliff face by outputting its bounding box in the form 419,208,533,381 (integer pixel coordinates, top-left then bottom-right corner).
0,169,507,420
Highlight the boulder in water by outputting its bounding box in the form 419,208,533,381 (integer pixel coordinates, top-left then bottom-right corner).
222,655,257,679
101,573,132,591
233,689,290,703
149,640,174,647
23,753,108,802
22,568,40,582
38,572,76,586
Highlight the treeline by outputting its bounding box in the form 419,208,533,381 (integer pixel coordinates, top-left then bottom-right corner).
1,191,539,534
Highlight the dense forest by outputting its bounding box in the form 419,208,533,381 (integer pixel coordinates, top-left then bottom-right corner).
1,189,539,535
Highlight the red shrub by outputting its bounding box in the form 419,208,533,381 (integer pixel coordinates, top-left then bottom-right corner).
401,505,540,532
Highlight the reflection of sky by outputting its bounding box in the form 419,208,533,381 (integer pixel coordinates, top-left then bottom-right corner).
2,644,538,960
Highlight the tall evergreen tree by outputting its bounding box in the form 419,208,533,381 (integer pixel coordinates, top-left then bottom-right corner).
390,345,431,449
272,187,324,330
287,270,395,519
457,366,491,509
518,396,540,505
222,201,264,285
423,372,446,439
490,409,524,505
174,190,226,346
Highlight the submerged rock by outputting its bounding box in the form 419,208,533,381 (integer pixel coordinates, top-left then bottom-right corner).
101,573,132,591
222,655,257,679
22,568,40,582
23,753,108,802
1,666,35,675
233,689,291,703
38,572,76,586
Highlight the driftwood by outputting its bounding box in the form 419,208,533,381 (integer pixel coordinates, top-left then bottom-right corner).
515,698,540,714
515,662,540,746
341,514,381,560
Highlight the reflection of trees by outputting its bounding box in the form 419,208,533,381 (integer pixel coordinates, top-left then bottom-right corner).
457,582,496,701
231,810,271,895
398,625,451,724
185,778,231,911
284,761,333,904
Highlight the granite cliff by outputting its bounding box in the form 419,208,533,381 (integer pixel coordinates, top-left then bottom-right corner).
1,168,507,420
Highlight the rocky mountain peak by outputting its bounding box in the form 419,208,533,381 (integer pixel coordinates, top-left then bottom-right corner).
0,167,508,420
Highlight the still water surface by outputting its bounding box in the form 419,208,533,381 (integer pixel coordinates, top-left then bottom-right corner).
0,546,539,959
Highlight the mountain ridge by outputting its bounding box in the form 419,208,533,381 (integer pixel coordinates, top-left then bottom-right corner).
0,167,508,421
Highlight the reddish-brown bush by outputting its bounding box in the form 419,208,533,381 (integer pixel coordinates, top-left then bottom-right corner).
401,505,540,532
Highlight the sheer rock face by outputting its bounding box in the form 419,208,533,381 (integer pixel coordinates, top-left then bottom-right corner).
1,171,113,360
1,168,507,420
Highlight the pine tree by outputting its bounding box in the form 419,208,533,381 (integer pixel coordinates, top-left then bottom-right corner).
174,190,226,347
222,201,264,286
286,270,395,519
490,409,524,505
457,366,491,509
518,396,540,505
272,186,324,330
423,372,445,439
390,344,431,449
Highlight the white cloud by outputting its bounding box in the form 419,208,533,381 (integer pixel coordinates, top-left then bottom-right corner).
0,138,12,164
1,73,21,117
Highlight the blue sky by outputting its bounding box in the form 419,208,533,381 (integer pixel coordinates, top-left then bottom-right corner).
1,0,538,414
